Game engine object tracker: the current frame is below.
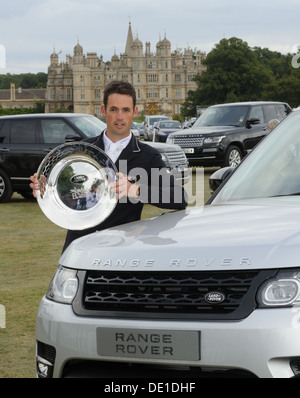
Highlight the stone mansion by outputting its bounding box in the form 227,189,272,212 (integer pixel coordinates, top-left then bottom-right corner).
45,23,206,117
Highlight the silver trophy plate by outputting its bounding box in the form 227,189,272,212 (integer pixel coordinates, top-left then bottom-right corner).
36,142,118,230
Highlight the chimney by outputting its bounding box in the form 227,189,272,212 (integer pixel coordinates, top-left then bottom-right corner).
10,83,16,101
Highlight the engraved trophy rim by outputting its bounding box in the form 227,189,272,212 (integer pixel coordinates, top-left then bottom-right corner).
36,142,118,230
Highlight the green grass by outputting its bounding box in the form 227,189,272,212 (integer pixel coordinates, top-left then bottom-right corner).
0,168,215,378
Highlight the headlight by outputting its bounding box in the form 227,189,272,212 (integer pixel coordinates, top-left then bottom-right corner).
258,270,300,307
167,136,174,144
160,153,168,162
204,136,225,144
46,266,78,304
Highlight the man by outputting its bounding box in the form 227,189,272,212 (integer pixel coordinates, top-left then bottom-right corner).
30,81,187,251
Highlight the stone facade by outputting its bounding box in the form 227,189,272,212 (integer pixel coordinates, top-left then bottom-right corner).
45,23,206,117
0,83,46,109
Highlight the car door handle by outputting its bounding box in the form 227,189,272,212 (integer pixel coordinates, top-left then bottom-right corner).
0,148,10,152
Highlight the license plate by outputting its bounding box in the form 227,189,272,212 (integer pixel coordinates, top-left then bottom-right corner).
97,328,200,361
183,148,194,154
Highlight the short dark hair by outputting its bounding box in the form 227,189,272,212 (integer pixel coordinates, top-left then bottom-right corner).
103,80,136,109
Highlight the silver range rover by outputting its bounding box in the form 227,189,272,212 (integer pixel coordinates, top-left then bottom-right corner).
36,109,300,378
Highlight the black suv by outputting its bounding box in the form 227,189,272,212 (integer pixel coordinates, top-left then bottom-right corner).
0,113,189,202
167,102,292,167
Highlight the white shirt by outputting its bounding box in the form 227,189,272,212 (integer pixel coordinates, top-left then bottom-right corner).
103,130,132,163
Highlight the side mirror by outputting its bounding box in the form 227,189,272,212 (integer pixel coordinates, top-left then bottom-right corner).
65,135,81,142
246,118,260,128
209,167,234,192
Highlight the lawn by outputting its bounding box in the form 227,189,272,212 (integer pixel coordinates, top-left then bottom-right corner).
0,168,215,378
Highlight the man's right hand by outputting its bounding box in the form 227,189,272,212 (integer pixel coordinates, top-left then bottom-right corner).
29,173,39,198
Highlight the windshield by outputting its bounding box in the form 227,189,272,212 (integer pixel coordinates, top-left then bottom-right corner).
66,116,106,138
212,111,300,204
193,105,249,128
149,117,169,125
160,121,182,129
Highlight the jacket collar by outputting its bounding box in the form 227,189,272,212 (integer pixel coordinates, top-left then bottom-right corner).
97,130,141,154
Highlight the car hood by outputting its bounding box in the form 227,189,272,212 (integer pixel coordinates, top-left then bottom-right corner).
60,197,300,272
159,128,182,134
171,126,239,136
144,141,183,152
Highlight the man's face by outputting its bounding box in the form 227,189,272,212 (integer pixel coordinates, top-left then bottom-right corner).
101,93,138,142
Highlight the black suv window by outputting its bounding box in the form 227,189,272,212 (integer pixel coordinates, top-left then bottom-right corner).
41,119,80,144
193,105,249,127
263,104,279,122
276,104,291,119
11,120,36,144
248,106,265,123
0,121,9,144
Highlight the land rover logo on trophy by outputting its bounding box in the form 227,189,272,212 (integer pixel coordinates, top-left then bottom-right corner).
205,292,226,304
71,174,89,184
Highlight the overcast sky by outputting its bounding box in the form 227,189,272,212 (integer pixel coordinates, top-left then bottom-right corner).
1,0,299,74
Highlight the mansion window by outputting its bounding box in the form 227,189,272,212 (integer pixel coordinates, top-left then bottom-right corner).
188,74,196,82
146,88,159,99
175,74,181,82
66,88,72,100
80,75,85,84
80,90,85,100
175,88,182,98
95,105,101,117
146,74,158,83
175,103,181,114
107,75,116,82
147,61,157,69
95,89,101,100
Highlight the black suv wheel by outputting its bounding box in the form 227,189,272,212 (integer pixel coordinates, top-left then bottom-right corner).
0,170,13,202
225,145,242,168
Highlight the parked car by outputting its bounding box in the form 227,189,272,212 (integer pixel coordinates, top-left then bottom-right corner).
134,121,144,139
144,115,170,141
182,117,196,129
131,122,140,140
153,120,182,142
36,109,300,378
0,113,189,202
167,101,292,167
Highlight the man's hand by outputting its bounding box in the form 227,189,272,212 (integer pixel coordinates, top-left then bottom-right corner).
29,173,39,198
113,172,140,200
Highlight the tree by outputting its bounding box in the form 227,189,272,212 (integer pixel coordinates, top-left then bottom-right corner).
181,38,276,117
0,72,47,89
192,38,273,108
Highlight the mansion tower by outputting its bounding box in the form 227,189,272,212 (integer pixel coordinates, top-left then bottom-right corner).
45,23,206,116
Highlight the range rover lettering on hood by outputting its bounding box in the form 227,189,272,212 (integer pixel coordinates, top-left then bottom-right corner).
91,257,253,268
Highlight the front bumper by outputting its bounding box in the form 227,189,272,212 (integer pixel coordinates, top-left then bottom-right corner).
184,147,224,166
36,297,300,378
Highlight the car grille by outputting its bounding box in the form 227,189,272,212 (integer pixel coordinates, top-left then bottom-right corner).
74,269,276,320
165,151,188,166
173,135,204,147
